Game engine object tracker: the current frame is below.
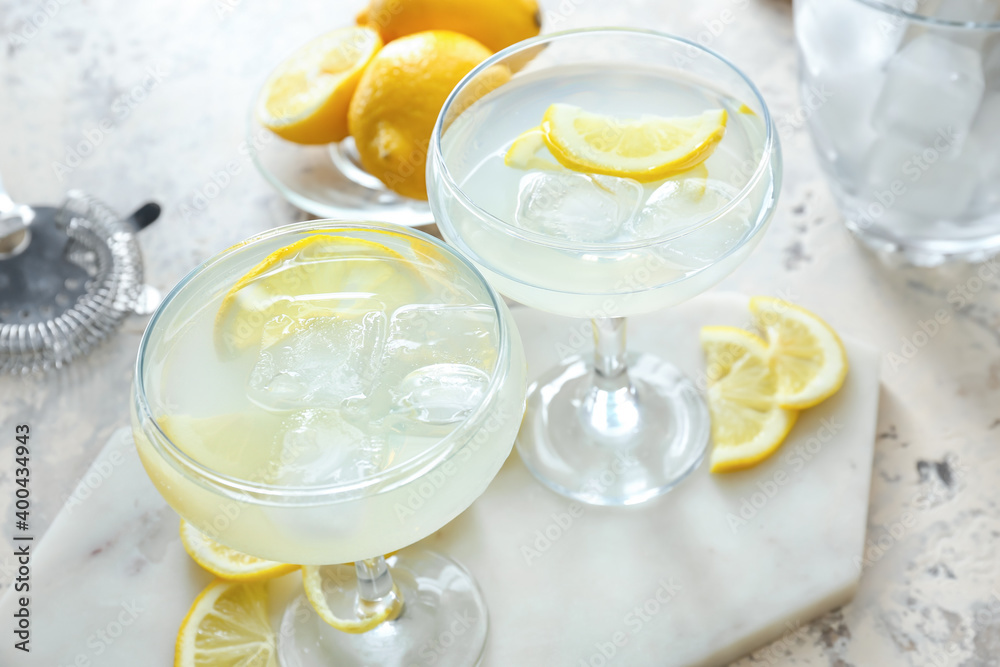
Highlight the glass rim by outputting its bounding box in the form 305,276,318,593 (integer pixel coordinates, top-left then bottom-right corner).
429,26,778,253
133,220,515,503
851,0,1000,29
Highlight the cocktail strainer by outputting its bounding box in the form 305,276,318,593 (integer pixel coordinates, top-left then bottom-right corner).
0,182,160,375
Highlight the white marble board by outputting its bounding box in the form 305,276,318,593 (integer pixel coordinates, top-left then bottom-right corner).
0,292,880,666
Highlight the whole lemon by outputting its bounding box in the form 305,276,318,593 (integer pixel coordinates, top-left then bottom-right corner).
357,0,540,53
348,30,492,200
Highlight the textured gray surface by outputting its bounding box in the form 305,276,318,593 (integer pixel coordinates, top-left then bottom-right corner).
0,0,998,664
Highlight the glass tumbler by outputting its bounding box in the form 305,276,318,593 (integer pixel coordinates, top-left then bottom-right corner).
794,0,1000,265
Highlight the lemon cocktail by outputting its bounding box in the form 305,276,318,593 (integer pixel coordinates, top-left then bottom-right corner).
132,222,526,665
428,29,781,505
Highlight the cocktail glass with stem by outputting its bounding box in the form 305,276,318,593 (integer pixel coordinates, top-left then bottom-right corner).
131,221,526,665
427,28,781,505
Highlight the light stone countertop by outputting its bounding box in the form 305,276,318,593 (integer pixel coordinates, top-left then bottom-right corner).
0,0,998,665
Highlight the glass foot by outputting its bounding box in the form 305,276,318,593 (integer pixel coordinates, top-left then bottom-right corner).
278,550,487,667
517,352,710,506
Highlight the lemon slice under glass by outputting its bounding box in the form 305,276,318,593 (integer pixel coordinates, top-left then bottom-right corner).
257,27,382,145
175,579,277,667
180,520,299,582
541,103,728,181
700,326,798,473
302,563,402,634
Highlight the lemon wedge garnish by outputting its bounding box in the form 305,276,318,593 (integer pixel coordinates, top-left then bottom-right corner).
175,579,277,667
700,326,798,473
179,520,299,582
215,234,419,354
258,27,382,145
750,296,848,409
504,126,563,171
540,103,727,182
302,562,402,634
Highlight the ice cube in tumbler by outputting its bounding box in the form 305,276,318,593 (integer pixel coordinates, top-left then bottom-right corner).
872,34,985,145
795,0,904,77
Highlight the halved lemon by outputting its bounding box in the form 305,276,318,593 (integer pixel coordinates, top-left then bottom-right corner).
180,520,299,582
258,27,382,145
302,562,402,634
175,579,276,667
215,234,419,353
541,103,727,182
750,296,848,409
700,326,798,473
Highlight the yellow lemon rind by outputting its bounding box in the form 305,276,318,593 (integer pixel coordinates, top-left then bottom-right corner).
700,325,798,474
541,104,728,182
179,520,299,582
708,408,798,473
257,27,382,145
302,565,397,634
175,579,276,667
750,296,849,410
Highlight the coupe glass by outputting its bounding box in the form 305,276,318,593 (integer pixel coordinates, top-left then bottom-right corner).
427,28,781,505
131,221,526,665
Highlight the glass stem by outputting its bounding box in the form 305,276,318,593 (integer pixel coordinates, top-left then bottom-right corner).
592,317,629,386
583,317,639,437
355,556,403,620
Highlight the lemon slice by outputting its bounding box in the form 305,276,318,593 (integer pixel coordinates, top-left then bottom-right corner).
504,126,563,171
215,234,419,353
302,562,402,634
258,27,382,145
541,103,728,182
175,579,277,667
180,520,299,582
700,326,798,473
750,297,848,409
